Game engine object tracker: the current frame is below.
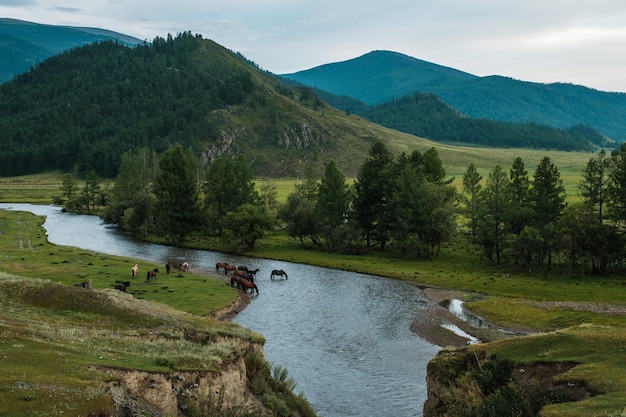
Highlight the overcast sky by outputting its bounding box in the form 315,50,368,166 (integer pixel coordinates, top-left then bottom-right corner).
2,0,626,92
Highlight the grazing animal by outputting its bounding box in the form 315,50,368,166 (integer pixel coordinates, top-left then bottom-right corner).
74,279,93,289
230,275,259,295
270,269,288,280
131,264,139,278
234,269,255,283
115,281,131,292
216,262,229,273
224,264,237,275
179,261,189,272
146,268,159,282
165,263,171,274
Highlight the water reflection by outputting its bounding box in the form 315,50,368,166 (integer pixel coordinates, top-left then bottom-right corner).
0,203,440,417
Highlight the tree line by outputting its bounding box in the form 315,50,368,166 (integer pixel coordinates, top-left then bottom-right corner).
58,142,626,276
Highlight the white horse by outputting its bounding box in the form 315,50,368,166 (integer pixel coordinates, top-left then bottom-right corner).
131,264,139,278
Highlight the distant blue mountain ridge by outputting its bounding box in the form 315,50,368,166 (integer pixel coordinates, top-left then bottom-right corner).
281,50,626,142
0,18,142,84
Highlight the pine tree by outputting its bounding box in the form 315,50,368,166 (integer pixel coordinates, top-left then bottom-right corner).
153,145,201,242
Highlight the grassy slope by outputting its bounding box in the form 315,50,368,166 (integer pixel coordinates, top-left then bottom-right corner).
0,209,266,415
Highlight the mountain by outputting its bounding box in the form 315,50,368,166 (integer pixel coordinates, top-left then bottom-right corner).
0,32,435,179
0,18,143,84
281,50,626,142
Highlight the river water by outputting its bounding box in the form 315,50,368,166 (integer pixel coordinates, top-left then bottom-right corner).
0,203,440,417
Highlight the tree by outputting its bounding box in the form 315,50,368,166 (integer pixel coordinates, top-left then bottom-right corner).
421,147,449,184
607,144,626,225
462,163,482,238
476,165,511,264
59,173,79,201
507,157,532,235
314,160,352,252
389,164,425,256
153,144,201,242
222,203,273,249
579,150,610,221
204,155,258,234
531,156,566,269
103,148,156,236
278,168,321,248
83,170,102,214
531,156,566,227
354,142,395,249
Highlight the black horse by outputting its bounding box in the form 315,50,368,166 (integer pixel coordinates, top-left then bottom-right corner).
270,269,288,280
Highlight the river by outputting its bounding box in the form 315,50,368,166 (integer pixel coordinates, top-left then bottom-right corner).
0,203,440,417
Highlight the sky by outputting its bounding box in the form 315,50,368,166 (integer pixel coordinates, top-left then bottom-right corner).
2,0,626,93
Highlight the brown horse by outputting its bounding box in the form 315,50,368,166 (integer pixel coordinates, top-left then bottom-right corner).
146,268,159,282
231,275,259,295
224,264,237,275
270,269,288,280
234,269,255,283
216,262,229,273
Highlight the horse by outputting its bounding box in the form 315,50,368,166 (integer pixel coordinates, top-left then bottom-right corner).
146,268,159,282
165,263,171,274
231,275,258,295
74,279,93,289
224,264,237,275
234,269,255,283
270,269,288,280
216,262,229,273
115,281,131,292
179,262,189,272
131,264,139,278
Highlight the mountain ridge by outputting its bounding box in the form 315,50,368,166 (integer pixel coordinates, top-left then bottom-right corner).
0,18,143,83
281,50,626,142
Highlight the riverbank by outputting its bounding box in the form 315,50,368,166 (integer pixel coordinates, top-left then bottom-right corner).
409,286,527,348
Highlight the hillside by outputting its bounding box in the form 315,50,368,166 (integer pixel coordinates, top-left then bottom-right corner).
325,91,606,151
281,50,626,142
0,18,142,84
0,32,434,179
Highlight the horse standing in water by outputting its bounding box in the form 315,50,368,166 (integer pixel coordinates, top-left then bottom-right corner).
216,262,229,273
231,275,259,295
146,268,159,282
270,269,288,280
131,264,139,278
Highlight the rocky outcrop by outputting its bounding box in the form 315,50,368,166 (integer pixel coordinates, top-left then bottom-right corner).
101,351,265,416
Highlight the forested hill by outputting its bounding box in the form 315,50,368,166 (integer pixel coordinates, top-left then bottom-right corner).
0,18,142,84
0,32,423,178
323,91,608,151
281,50,626,142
